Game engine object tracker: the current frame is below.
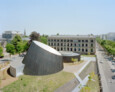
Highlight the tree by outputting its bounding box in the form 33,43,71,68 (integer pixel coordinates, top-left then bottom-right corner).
6,43,15,56
11,35,22,52
16,42,24,54
0,44,4,58
56,33,59,35
23,41,29,52
30,31,40,41
40,36,47,44
11,35,22,46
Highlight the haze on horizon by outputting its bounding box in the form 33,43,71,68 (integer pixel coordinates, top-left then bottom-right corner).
0,0,115,35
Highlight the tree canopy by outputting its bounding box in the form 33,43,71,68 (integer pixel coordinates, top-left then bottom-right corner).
0,44,4,57
30,31,40,41
6,43,15,55
40,36,47,44
96,37,115,56
6,35,29,55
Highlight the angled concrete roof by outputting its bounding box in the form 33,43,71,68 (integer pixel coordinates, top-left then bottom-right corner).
34,41,61,56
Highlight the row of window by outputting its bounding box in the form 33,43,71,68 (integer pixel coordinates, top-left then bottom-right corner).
49,43,94,47
48,39,94,42
54,47,93,52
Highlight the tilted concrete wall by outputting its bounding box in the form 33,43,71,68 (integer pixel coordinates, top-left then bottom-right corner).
22,41,63,75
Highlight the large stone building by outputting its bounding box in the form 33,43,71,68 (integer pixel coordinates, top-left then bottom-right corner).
48,35,96,54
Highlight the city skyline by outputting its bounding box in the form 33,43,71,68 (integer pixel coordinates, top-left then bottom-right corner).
0,0,115,35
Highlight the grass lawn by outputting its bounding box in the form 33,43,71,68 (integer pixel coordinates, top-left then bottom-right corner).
81,55,96,57
80,73,100,92
2,71,75,92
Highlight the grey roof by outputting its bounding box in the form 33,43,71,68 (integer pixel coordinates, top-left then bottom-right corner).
48,35,95,39
59,51,80,57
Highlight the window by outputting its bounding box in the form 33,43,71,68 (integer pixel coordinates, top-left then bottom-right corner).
91,44,93,47
82,40,84,42
67,48,69,51
54,40,56,42
86,49,88,52
70,40,73,42
51,43,53,46
71,48,73,51
82,44,84,47
57,43,59,46
48,39,50,41
74,48,76,51
91,40,93,42
86,44,88,47
54,43,56,46
61,43,63,46
67,43,69,46
67,40,69,42
85,40,88,42
64,40,66,42
57,48,59,51
91,49,93,52
82,49,84,52
78,48,80,51
61,48,63,50
74,43,76,46
64,48,66,51
78,44,80,47
71,43,73,46
61,39,63,42
57,40,59,42
78,40,81,42
48,43,50,46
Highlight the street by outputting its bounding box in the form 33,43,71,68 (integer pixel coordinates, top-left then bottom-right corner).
96,42,115,92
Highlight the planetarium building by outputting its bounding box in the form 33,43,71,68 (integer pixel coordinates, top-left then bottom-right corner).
22,41,63,75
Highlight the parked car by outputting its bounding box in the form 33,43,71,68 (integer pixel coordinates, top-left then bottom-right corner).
112,75,115,79
111,69,115,72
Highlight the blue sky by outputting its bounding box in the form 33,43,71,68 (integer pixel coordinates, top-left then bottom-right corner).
0,0,115,35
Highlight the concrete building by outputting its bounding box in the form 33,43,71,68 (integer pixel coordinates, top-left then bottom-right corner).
2,31,22,41
48,35,96,54
106,32,115,41
100,32,115,41
100,34,107,40
10,57,24,77
23,41,63,75
59,51,81,62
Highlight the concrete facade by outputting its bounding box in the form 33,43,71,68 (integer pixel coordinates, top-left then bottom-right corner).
22,41,63,75
10,58,25,77
48,35,96,54
59,51,81,62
